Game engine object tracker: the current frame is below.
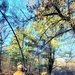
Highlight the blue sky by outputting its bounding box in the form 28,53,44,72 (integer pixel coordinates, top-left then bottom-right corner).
3,0,37,45
2,0,29,45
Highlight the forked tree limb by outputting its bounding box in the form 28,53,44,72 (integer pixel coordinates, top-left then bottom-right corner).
44,3,70,21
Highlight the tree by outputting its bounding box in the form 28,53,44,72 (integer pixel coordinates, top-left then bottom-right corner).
25,0,75,74
24,1,73,74
7,26,38,70
0,21,11,73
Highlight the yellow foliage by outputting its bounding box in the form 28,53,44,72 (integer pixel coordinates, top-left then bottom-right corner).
70,2,75,8
51,39,61,47
41,72,47,75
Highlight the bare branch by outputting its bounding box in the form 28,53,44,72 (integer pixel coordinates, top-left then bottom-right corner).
43,13,58,16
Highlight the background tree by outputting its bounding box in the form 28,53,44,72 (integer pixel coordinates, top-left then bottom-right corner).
25,0,75,74
0,21,11,73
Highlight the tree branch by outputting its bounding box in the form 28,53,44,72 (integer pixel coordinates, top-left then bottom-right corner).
44,3,70,21
45,29,72,46
0,10,26,67
41,28,72,49
43,13,58,16
40,19,62,39
68,0,70,17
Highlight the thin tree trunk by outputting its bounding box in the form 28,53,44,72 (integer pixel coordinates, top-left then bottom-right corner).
47,44,55,75
47,58,54,75
0,33,2,72
0,10,25,67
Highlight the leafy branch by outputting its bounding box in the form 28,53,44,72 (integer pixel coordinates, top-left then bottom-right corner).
41,28,72,49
